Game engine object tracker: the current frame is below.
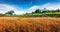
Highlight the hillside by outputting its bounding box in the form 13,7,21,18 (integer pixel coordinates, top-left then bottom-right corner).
20,12,60,17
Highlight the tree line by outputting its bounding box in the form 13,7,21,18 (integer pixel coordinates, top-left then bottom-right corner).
0,8,60,17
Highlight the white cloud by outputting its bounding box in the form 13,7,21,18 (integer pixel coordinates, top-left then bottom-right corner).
27,6,39,11
0,4,28,15
0,3,60,15
27,3,60,12
0,4,34,14
42,3,60,10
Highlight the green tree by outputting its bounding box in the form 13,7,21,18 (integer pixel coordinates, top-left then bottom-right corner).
35,9,42,13
56,9,60,12
5,10,14,15
32,12,35,14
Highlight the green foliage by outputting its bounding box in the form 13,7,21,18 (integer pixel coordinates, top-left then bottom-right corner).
5,10,14,15
0,14,6,16
20,12,60,17
0,9,60,17
35,9,42,13
32,12,35,14
20,9,60,17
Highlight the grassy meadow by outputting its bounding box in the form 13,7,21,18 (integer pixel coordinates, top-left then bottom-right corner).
20,12,60,17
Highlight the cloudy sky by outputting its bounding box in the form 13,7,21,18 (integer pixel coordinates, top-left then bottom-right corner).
0,0,60,14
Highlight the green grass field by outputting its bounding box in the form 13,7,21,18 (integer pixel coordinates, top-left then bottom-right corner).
20,12,60,17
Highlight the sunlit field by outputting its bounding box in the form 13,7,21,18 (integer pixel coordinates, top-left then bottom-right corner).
0,17,60,32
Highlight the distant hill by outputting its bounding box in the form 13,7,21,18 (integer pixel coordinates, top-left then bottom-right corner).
20,9,60,17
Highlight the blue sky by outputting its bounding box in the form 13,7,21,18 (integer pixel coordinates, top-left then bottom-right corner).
0,0,60,9
0,0,60,14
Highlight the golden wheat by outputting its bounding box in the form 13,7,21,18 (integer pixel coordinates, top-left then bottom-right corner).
0,17,60,32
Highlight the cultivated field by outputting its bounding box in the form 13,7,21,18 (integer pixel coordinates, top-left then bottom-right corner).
0,17,60,32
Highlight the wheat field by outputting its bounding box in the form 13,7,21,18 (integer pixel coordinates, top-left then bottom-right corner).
0,17,60,32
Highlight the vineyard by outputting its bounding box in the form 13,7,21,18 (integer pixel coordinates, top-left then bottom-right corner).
0,17,60,32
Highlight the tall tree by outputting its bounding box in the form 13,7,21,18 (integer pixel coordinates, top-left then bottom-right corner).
5,10,14,15
35,9,42,13
56,9,60,12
